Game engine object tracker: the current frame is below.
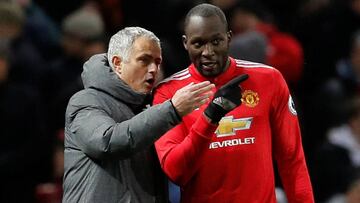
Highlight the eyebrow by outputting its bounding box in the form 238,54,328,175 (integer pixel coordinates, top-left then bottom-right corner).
190,33,224,41
137,53,162,61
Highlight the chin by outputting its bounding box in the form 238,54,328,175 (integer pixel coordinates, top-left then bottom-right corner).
138,90,149,94
142,87,153,94
202,71,220,77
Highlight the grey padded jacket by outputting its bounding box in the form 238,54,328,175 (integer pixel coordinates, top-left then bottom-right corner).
62,54,180,203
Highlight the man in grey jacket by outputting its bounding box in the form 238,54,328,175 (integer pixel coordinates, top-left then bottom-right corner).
62,27,214,203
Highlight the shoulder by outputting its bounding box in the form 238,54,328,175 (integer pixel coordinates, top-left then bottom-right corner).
153,69,193,103
156,68,192,89
234,59,275,71
233,58,283,80
68,88,111,108
159,68,191,84
232,59,290,99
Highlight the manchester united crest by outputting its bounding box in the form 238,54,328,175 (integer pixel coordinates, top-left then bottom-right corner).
241,90,259,107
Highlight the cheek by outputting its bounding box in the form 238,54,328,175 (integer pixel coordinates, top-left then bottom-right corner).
189,50,201,60
218,47,229,59
132,67,148,80
122,67,138,82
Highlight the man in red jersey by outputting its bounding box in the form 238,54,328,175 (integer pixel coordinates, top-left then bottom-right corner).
153,3,314,203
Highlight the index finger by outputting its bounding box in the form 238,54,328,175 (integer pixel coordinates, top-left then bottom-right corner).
187,81,212,91
224,74,249,88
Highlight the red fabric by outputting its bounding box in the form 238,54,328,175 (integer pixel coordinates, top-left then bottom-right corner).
153,58,314,203
257,23,304,85
35,181,63,203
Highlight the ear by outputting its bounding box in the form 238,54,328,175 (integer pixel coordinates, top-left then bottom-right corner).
112,55,122,73
227,30,233,43
182,35,188,50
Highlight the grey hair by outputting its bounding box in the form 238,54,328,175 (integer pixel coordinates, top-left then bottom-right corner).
107,27,161,68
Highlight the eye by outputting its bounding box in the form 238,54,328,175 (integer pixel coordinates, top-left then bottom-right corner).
212,39,221,46
155,59,162,68
138,57,151,65
191,40,204,49
193,42,202,49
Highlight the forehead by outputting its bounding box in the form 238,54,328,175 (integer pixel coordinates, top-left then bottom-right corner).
185,15,227,38
131,36,161,57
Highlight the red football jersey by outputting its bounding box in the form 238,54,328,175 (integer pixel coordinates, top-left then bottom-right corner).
153,57,314,203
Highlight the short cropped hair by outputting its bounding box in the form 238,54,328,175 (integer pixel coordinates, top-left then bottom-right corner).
107,27,160,68
184,3,228,32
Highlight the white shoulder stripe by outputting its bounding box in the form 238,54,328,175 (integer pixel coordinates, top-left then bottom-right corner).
235,59,274,69
235,59,259,65
158,69,191,84
172,74,191,80
172,69,189,78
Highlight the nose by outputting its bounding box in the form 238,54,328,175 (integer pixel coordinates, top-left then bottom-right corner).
202,43,215,57
148,62,159,73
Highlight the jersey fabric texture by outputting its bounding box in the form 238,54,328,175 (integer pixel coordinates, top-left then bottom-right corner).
153,57,314,203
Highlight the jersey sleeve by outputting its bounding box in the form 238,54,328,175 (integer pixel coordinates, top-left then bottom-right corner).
153,83,218,186
270,70,314,203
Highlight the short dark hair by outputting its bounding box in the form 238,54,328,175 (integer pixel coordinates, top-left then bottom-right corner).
184,3,228,32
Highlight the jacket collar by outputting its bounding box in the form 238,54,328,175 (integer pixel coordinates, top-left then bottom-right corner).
81,53,148,107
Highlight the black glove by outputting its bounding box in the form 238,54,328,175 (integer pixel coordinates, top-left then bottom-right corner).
204,74,249,123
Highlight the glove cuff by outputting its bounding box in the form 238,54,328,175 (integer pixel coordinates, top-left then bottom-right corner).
204,102,228,123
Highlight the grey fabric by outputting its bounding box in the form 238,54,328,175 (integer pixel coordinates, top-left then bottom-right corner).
62,53,180,203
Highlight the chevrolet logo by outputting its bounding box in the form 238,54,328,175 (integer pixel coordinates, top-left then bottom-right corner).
215,116,253,137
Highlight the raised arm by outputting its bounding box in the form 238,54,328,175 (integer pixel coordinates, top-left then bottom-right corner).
154,75,248,185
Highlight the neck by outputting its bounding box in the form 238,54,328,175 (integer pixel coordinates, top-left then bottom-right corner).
223,57,230,72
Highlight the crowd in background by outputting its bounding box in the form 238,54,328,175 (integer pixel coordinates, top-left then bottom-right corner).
1,0,360,202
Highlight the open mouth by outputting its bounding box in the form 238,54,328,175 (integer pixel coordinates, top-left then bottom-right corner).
146,78,155,86
201,61,217,71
